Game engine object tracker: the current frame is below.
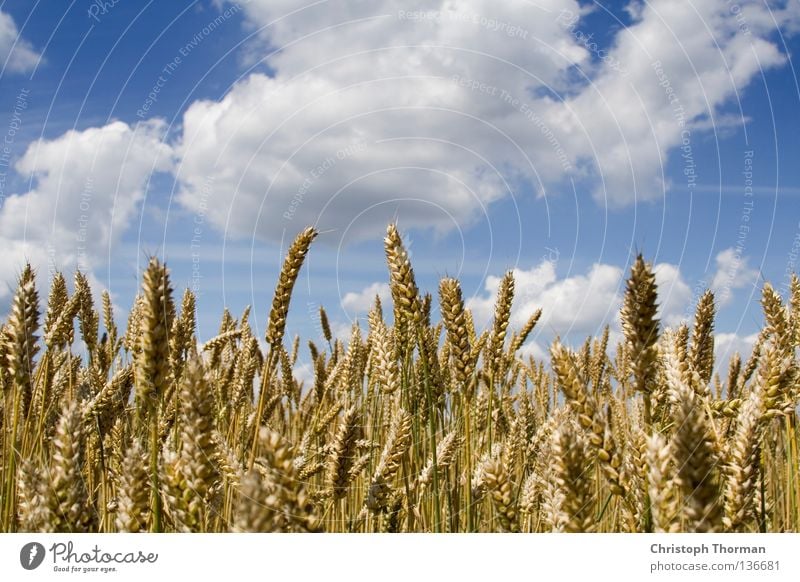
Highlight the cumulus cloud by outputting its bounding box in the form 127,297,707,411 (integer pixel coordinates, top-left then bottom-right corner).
341,281,390,316
715,331,758,374
466,260,624,341
711,247,760,307
310,263,763,393
460,243,764,363
518,340,548,362
0,121,174,302
320,253,759,367
565,0,788,203
464,255,722,347
653,262,694,327
0,10,41,73
171,0,797,244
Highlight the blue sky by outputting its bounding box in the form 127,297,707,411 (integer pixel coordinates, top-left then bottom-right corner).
1,0,800,373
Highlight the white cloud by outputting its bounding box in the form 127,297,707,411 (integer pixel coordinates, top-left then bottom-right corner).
518,340,548,362
323,258,760,371
653,262,694,327
715,331,758,375
565,0,790,204
462,251,765,368
465,256,708,347
0,120,174,302
341,281,390,316
0,10,41,73
171,0,797,244
711,247,759,307
466,260,624,339
293,361,315,387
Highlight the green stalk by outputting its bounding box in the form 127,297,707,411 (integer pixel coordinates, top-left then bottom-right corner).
415,327,440,532
149,403,162,533
758,449,767,533
30,353,51,459
462,390,475,531
400,352,419,531
486,373,495,452
785,414,799,527
94,415,110,532
2,386,22,531
248,349,278,470
642,391,652,430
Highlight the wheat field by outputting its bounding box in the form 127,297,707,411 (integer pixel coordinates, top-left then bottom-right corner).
0,223,798,533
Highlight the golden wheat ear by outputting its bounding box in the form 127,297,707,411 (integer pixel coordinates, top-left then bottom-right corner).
134,257,174,417
724,384,766,531
483,451,520,533
5,264,40,419
367,407,411,512
266,227,318,348
324,405,361,501
46,402,94,532
689,290,716,384
645,433,679,533
664,338,724,532
383,223,426,372
551,417,595,532
439,277,472,389
621,254,660,427
162,357,218,532
234,429,321,532
488,271,514,376
43,272,67,347
114,441,149,532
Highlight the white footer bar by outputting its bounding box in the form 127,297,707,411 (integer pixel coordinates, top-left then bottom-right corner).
2,533,799,581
